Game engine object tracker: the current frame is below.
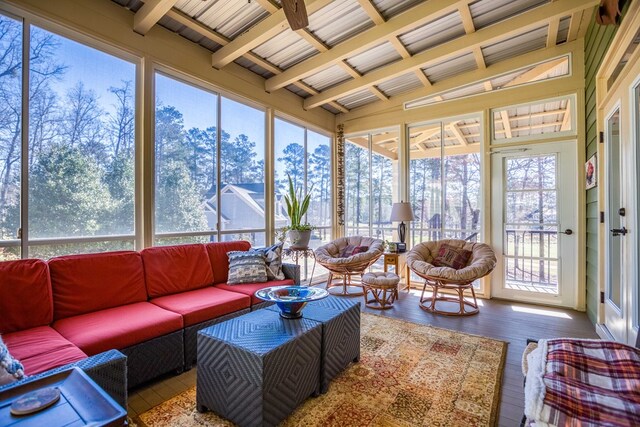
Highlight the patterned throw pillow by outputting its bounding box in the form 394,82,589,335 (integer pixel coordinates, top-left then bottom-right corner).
255,243,285,280
0,336,25,386
432,244,472,270
227,251,268,284
340,245,369,258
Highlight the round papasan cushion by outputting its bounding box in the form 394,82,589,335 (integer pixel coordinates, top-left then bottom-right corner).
315,236,384,267
406,239,496,283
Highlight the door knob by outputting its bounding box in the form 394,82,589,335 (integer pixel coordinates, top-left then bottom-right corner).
562,229,573,235
611,227,628,236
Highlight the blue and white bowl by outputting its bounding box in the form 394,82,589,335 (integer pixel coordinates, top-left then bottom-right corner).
255,286,329,319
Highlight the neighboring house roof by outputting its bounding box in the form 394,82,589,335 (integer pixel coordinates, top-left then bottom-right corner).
205,183,288,223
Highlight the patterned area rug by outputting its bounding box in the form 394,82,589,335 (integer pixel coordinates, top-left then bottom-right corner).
134,313,507,426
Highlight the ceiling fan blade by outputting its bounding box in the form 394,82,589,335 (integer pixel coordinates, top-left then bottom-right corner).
282,0,309,30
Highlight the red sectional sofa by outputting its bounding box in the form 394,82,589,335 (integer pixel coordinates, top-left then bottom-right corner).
0,241,298,405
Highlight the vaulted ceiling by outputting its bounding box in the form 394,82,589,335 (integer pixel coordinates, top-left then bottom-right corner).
111,0,596,115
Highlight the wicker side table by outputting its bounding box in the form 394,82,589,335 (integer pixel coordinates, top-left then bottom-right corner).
196,309,322,427
362,272,400,310
267,295,360,393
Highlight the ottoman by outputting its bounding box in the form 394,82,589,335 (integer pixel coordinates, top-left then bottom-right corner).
362,272,400,309
267,295,360,393
196,309,322,427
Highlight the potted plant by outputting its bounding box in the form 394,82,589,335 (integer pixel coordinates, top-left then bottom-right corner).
283,175,314,249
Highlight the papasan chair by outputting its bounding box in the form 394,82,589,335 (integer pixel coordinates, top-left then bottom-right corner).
407,239,496,316
315,236,385,296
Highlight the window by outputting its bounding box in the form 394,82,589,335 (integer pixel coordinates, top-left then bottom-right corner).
0,15,138,260
345,129,397,241
409,117,482,243
492,95,576,142
154,73,267,246
275,118,332,281
220,97,266,246
154,73,217,245
0,13,22,261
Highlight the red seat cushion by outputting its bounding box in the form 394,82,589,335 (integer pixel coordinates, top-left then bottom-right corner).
3,326,87,375
215,279,294,304
151,287,250,327
49,251,147,320
53,302,183,355
141,244,214,298
0,259,53,333
205,241,251,284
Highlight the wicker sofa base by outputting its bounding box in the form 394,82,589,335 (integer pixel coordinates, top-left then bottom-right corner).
184,308,251,369
123,330,184,388
0,349,128,409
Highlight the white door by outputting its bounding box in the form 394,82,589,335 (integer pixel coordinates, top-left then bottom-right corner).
604,106,631,342
491,142,578,307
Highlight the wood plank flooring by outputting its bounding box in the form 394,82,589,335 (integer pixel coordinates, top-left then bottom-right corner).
128,289,597,426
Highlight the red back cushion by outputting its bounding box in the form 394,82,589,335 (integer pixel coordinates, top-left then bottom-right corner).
0,259,53,333
49,251,147,320
205,241,251,284
432,244,473,270
141,244,214,298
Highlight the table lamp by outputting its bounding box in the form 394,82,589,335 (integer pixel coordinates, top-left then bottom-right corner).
390,202,414,250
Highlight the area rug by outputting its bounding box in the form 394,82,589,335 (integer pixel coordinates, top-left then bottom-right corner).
134,313,507,427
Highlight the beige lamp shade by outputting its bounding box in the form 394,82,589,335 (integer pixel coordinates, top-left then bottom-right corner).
390,202,415,222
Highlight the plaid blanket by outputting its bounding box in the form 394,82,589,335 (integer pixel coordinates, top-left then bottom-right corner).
524,338,640,427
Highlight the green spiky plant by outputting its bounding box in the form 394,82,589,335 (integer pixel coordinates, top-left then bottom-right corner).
283,174,314,232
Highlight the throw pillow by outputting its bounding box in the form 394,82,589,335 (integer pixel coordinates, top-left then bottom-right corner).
340,245,369,258
432,244,472,270
0,336,25,386
227,251,268,284
255,243,285,280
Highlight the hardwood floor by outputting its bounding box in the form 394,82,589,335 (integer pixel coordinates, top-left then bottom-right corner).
128,289,597,426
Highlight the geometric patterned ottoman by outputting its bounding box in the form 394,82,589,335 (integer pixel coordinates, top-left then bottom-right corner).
196,309,322,427
267,295,360,393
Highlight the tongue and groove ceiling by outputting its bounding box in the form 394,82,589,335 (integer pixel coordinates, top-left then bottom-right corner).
111,0,596,116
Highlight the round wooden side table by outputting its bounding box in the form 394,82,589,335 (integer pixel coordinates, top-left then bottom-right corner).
361,272,400,310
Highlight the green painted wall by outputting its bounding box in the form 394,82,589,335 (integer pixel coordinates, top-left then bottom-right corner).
583,8,626,324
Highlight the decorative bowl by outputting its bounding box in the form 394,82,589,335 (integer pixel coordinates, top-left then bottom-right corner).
255,286,329,319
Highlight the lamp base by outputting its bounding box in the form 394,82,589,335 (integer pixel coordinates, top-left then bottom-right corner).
398,221,406,243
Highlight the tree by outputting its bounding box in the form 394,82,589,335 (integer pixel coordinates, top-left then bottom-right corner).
220,133,259,184
308,144,330,227
29,144,114,239
108,80,134,157
59,82,105,160
277,142,304,191
155,160,208,233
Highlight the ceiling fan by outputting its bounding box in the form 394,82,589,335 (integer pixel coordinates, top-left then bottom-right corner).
281,0,309,30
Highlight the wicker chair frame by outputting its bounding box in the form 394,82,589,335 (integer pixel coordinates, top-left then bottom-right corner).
315,237,384,296
407,239,496,316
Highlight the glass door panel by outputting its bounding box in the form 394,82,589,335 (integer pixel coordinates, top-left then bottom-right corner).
0,13,22,260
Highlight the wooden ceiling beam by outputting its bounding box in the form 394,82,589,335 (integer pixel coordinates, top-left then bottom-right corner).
164,8,346,112
303,0,595,109
494,108,569,122
547,18,560,47
337,40,576,118
265,0,468,91
369,86,389,101
296,29,330,52
500,110,513,138
339,61,362,78
448,123,469,146
357,0,385,25
347,138,398,160
502,56,567,88
414,70,432,87
458,3,476,34
210,0,333,69
388,36,411,59
560,102,572,131
133,0,178,35
567,10,582,41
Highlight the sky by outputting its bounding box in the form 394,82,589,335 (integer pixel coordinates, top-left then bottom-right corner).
39,24,267,157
